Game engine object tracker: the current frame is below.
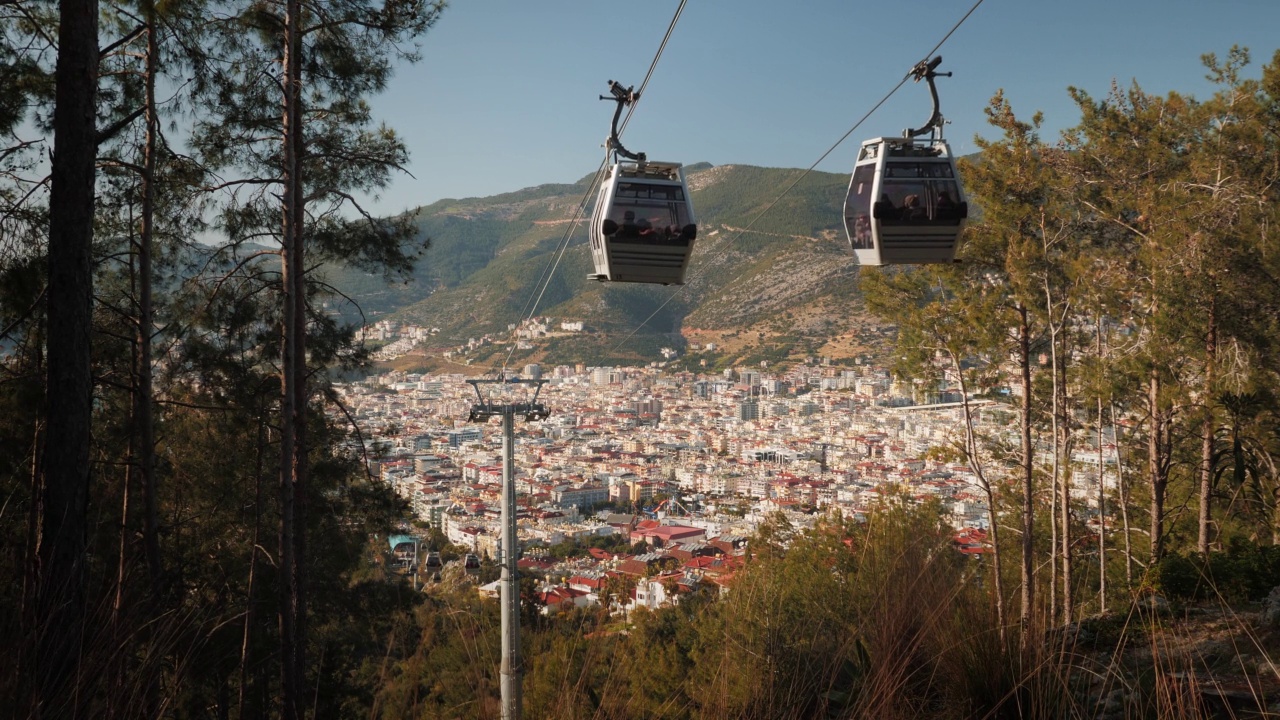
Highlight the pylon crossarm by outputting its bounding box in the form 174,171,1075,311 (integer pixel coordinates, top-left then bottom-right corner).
465,378,551,423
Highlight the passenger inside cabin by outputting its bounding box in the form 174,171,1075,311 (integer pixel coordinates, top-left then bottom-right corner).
852,215,872,249
936,190,958,219
619,210,638,238
901,194,925,220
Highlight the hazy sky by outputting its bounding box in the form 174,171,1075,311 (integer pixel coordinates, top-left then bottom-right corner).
365,0,1280,215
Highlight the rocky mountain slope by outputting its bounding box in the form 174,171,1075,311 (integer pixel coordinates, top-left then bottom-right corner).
321,163,896,370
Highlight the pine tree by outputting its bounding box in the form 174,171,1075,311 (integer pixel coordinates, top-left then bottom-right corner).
863,263,1012,643
190,1,442,714
34,0,98,714
943,93,1068,636
1061,80,1199,565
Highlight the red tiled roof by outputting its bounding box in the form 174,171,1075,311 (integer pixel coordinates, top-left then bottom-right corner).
537,587,587,606
568,575,604,590
617,559,649,576
517,558,556,571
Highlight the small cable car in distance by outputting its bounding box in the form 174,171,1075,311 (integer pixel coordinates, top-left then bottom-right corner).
844,57,968,265
589,81,698,285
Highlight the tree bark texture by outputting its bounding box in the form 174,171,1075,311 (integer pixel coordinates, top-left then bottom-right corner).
1197,297,1217,555
1018,305,1034,647
139,4,163,595
35,0,99,713
279,0,307,714
1149,370,1168,563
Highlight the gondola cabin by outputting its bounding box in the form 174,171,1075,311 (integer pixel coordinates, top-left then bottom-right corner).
843,137,967,265
589,160,697,285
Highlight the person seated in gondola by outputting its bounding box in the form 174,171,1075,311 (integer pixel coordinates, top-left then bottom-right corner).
936,190,957,219
618,210,639,238
901,194,925,220
636,216,653,238
876,193,895,221
853,215,872,249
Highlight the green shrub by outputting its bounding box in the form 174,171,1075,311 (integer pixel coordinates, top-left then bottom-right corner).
1154,552,1202,600
1155,544,1280,603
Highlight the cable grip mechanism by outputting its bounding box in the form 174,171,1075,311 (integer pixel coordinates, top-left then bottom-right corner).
600,80,646,164
904,56,953,140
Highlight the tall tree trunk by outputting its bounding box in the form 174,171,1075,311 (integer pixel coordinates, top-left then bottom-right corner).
112,441,132,718
23,419,41,646
1097,396,1106,614
950,353,1005,644
1049,310,1072,624
1197,296,1217,555
1149,369,1168,564
279,0,307,714
1018,305,1034,648
114,461,130,621
35,0,99,713
239,413,266,720
1049,460,1058,626
1111,401,1133,590
139,4,163,595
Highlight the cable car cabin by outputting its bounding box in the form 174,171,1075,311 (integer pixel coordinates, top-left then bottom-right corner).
843,137,968,265
589,160,697,285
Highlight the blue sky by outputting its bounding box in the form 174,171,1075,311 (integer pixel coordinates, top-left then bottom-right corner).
366,0,1280,216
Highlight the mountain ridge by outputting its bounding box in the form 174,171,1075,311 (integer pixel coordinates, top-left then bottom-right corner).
321,162,893,371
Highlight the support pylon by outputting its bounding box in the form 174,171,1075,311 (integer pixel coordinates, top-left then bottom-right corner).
466,377,549,720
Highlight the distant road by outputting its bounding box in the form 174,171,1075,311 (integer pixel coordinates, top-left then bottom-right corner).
531,218,588,226
884,399,996,413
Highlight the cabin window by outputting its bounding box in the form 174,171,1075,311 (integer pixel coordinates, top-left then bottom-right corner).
932,180,958,216
882,162,953,179
880,175,961,224
879,180,929,221
608,182,693,243
844,165,875,249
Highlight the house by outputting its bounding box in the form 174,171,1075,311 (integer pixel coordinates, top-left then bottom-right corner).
633,575,675,610
517,557,557,574
568,573,607,594
603,513,638,531
953,528,989,555
477,580,501,599
536,586,593,615
630,524,706,548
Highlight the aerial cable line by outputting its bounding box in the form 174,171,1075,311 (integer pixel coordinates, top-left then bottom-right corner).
494,159,608,376
513,160,607,325
619,0,688,137
609,78,908,353
493,0,689,376
492,141,613,377
610,0,986,355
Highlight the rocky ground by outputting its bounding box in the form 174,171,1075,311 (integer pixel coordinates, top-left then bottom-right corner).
1070,598,1280,719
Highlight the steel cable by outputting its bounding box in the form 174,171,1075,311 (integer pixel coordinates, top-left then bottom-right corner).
610,0,986,355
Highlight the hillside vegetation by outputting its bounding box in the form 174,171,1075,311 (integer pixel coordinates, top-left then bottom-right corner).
320,163,890,368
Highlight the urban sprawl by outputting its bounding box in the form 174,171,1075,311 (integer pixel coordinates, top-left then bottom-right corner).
338,321,1121,613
